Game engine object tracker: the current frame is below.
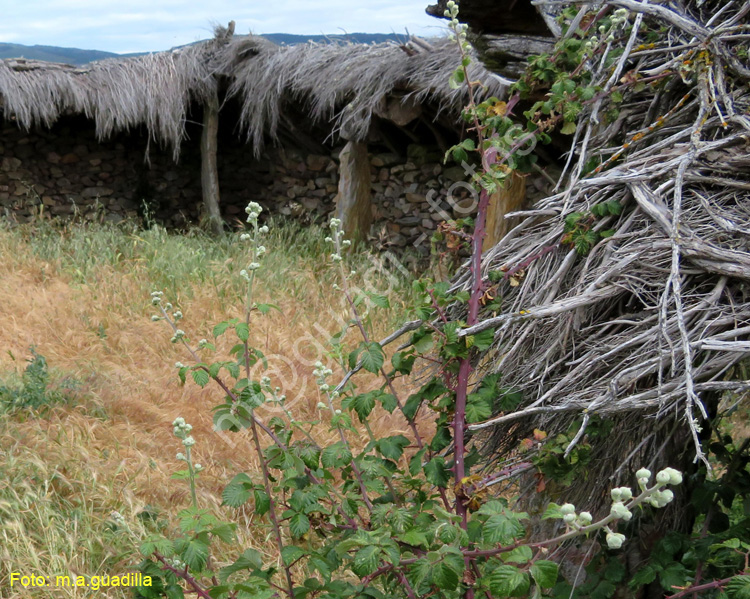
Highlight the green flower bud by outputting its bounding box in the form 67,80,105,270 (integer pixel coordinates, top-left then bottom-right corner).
560,503,576,516
606,532,626,549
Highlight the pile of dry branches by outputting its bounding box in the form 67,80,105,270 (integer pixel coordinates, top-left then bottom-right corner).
452,0,750,481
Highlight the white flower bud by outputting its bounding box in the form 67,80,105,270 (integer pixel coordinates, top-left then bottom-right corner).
248,262,261,271
656,470,671,485
636,468,651,480
606,532,626,549
560,503,576,516
334,409,342,415
151,315,161,322
176,452,186,461
611,488,622,502
182,436,196,448
663,467,683,486
563,513,577,524
240,233,251,242
617,487,633,501
260,225,269,234
578,512,593,525
610,502,632,520
316,402,327,409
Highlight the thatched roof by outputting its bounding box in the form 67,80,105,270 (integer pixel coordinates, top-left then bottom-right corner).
448,0,750,489
0,41,224,158
0,32,505,157
224,37,504,153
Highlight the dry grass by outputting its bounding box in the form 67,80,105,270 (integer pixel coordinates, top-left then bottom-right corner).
0,219,421,597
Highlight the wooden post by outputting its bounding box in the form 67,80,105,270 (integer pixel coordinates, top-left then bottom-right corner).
482,172,526,252
335,140,372,241
201,86,223,235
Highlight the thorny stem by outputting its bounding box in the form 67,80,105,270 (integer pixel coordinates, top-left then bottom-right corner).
153,552,214,599
333,232,454,509
241,224,295,598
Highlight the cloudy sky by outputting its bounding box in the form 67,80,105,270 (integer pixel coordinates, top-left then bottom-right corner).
1,1,445,54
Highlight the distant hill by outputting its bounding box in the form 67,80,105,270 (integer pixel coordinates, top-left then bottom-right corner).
0,43,119,65
0,33,408,66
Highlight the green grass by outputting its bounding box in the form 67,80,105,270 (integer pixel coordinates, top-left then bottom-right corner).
4,218,420,327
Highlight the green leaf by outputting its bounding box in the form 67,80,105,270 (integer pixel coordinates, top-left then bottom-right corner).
433,555,463,591
466,394,492,423
213,321,232,338
140,536,174,557
211,523,236,543
222,479,252,508
321,442,352,468
180,538,210,571
281,546,306,566
531,561,559,588
192,369,210,388
365,292,390,309
501,545,533,564
235,323,250,342
378,393,398,413
376,435,411,461
424,456,450,488
413,333,434,354
360,342,385,374
256,303,280,315
352,545,380,577
489,565,530,597
400,528,428,548
219,549,263,583
254,489,270,516
561,121,577,135
483,513,525,545
350,392,376,421
727,576,750,599
473,328,495,351
289,513,310,538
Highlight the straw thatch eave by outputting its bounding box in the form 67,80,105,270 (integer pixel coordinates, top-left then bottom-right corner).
224,37,506,155
0,39,224,159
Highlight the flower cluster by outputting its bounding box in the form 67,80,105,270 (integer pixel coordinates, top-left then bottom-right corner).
173,417,202,471
325,218,349,262
559,502,593,529
445,1,470,50
240,202,270,281
170,329,186,344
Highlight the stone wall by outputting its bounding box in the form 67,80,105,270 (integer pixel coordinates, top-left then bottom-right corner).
1,116,538,253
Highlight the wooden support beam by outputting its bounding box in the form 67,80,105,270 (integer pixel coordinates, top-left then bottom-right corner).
335,140,372,241
201,86,223,235
482,172,527,252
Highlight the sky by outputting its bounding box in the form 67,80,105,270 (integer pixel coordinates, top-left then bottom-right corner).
0,0,445,54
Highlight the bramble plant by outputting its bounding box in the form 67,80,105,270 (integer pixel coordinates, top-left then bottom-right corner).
130,4,750,599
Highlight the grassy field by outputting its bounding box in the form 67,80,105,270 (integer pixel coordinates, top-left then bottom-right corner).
0,218,424,598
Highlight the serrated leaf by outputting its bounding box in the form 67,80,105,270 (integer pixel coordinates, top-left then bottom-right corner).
289,513,310,538
490,565,530,597
531,561,559,587
376,435,410,461
359,342,385,374
483,513,525,545
466,395,492,423
321,442,352,468
222,482,252,508
180,538,210,571
365,292,390,309
211,523,236,543
218,549,263,583
561,121,577,135
281,545,306,566
413,333,434,354
473,328,495,351
727,576,750,599
235,322,250,342
424,456,450,488
254,489,270,516
213,321,231,338
350,392,376,421
352,545,380,577
192,368,210,388
140,536,174,557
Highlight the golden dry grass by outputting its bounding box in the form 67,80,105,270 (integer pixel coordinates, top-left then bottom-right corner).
0,220,423,597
